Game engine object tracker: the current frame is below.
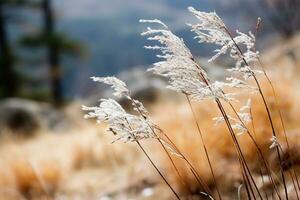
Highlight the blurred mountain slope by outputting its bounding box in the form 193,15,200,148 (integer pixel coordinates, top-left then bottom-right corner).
14,0,274,98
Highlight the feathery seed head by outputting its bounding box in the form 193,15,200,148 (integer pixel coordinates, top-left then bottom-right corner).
139,19,168,29
213,99,252,135
188,7,261,83
270,136,279,149
141,19,229,101
82,99,155,143
91,76,130,98
187,7,225,31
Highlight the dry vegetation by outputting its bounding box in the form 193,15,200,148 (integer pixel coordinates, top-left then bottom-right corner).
149,31,300,199
0,124,146,199
1,12,300,200
153,76,300,198
0,63,300,199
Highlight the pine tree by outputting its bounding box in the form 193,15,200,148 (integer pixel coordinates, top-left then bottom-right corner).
0,1,21,97
260,0,300,38
20,0,80,106
42,0,62,105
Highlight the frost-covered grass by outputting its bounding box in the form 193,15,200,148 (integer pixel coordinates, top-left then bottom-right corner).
83,7,300,200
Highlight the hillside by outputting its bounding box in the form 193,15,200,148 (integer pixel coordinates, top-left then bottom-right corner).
1,31,300,199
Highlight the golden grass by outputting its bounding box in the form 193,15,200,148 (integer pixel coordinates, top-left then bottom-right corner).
0,35,299,199
0,124,143,199
1,75,299,199
149,71,300,198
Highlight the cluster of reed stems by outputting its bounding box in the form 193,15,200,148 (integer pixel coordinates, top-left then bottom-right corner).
83,8,299,200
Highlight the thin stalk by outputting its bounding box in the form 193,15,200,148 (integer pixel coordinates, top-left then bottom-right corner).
158,137,191,193
192,61,262,199
223,27,288,200
129,97,191,194
125,118,181,200
289,170,300,200
258,165,269,200
250,107,269,200
189,167,210,195
237,152,256,200
243,159,256,200
254,18,300,191
185,95,222,200
163,133,213,195
258,58,300,192
254,18,300,194
277,144,300,200
251,58,288,200
215,98,263,200
228,101,282,199
130,97,212,196
240,157,253,200
135,139,181,200
251,65,288,200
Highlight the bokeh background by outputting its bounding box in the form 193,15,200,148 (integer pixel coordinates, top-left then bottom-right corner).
0,0,299,199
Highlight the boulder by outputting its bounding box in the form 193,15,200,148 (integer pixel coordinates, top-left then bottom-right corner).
0,98,42,135
0,98,69,136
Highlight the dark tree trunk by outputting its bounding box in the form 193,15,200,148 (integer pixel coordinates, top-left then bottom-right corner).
259,0,300,38
0,2,18,97
42,0,62,106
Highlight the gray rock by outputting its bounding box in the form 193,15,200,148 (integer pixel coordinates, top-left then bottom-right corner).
0,98,69,135
0,98,42,135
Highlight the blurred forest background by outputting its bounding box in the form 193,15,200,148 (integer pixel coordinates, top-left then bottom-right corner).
0,0,300,199
1,0,299,104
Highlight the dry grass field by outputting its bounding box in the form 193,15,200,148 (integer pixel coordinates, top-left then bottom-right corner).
0,34,300,200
